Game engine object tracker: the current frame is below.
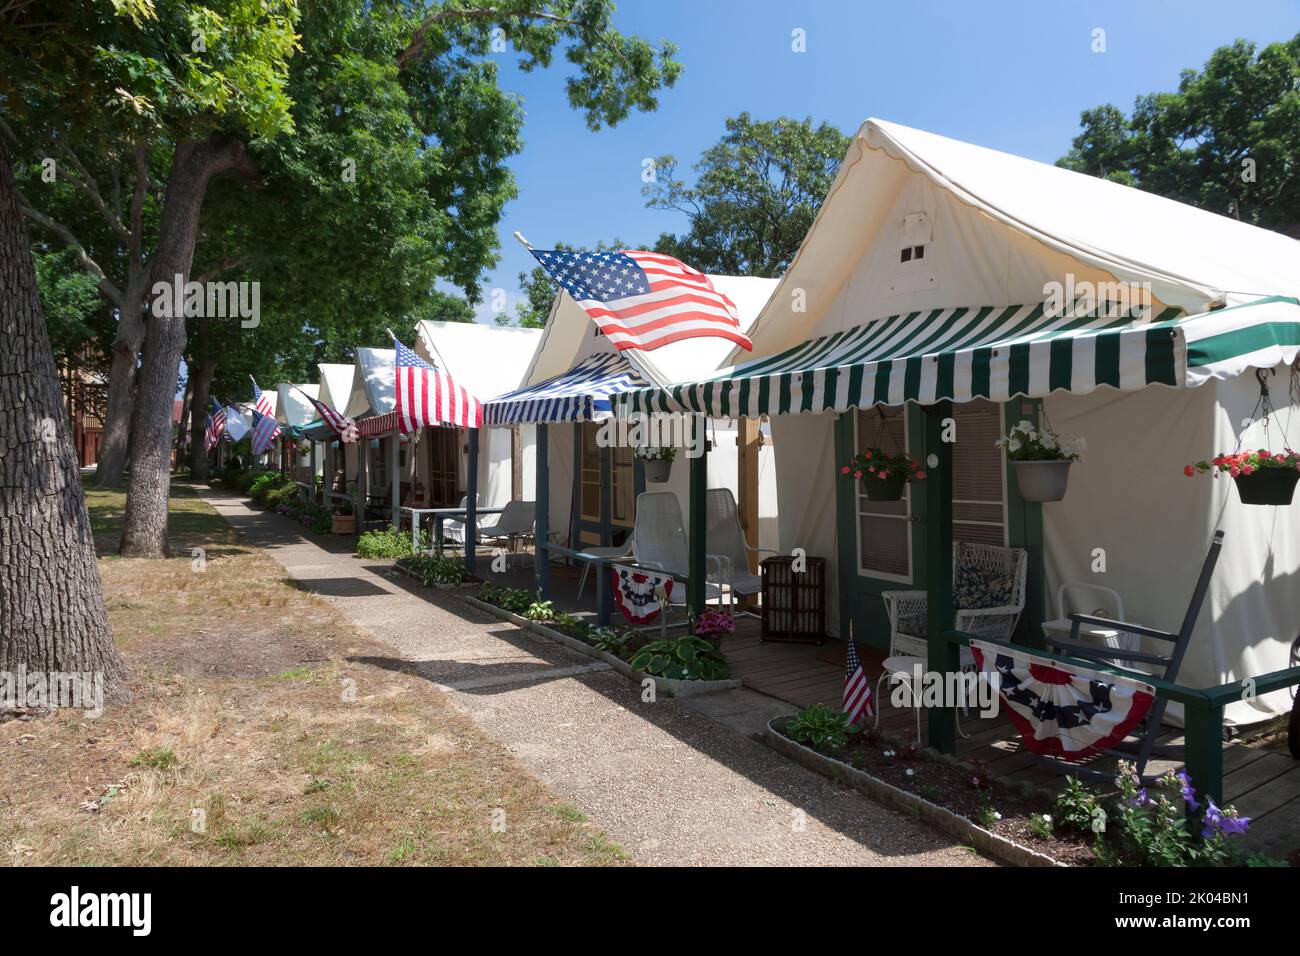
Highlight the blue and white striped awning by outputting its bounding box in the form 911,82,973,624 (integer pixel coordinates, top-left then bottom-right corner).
483,352,649,426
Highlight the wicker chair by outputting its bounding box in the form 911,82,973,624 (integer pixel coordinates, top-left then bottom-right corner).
877,542,1027,739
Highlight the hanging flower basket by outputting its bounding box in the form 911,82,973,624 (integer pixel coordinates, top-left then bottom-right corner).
841,448,925,502
1185,449,1300,506
636,447,675,483
998,419,1084,503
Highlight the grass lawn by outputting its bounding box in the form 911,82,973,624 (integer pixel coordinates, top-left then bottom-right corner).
0,481,626,866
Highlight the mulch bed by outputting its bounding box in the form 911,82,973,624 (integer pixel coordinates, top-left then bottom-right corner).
779,719,1097,865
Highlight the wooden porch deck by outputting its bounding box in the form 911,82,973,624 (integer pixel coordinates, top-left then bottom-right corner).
481,559,1299,859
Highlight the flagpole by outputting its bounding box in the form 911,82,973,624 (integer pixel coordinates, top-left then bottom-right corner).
512,231,534,251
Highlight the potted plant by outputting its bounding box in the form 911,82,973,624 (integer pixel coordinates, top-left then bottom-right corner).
636,445,676,483
693,608,736,641
840,448,926,501
998,420,1084,502
1184,448,1300,505
331,500,355,535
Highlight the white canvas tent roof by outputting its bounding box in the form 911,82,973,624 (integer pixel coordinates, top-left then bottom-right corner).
354,347,396,415
276,383,319,428
318,362,369,419
414,321,542,400
742,118,1300,362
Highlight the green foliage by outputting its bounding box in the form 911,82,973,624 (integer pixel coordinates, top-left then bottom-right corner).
587,626,629,654
264,483,301,510
248,471,292,503
479,583,532,614
356,527,426,559
1059,34,1300,237
1053,775,1105,837
522,599,558,622
1027,813,1054,840
400,554,469,586
627,635,729,682
130,746,178,770
645,113,852,276
783,703,852,752
33,249,106,364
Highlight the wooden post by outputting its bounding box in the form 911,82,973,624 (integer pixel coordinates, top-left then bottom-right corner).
465,428,479,577
688,414,708,626
737,416,760,612
355,439,368,544
535,424,549,599
924,401,957,754
390,432,400,529
309,440,318,504
1183,701,1225,805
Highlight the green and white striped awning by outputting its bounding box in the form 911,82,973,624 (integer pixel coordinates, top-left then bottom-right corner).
618,296,1300,418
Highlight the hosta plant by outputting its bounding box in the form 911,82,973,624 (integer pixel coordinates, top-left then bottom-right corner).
627,635,730,681
784,703,853,752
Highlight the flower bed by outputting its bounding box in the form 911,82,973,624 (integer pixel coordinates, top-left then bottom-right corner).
768,705,1284,868
465,585,740,697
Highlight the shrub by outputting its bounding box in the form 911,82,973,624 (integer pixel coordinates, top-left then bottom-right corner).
357,527,425,559
232,469,260,494
784,702,852,752
400,554,469,585
265,483,301,510
587,626,629,654
523,599,558,622
627,635,730,682
480,584,532,614
249,471,292,503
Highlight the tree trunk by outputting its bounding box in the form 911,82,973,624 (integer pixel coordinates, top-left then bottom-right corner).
92,302,145,487
0,142,130,704
174,378,192,475
187,358,217,482
119,136,256,557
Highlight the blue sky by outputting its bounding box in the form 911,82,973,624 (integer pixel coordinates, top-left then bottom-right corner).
462,0,1299,323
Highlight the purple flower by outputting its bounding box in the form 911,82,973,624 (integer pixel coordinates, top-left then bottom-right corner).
1201,798,1251,838
1176,770,1200,812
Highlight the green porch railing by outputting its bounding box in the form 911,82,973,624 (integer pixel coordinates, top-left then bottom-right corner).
930,628,1300,803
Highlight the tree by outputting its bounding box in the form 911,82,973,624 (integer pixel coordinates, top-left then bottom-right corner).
4,1,680,557
1059,34,1300,237
644,113,851,277
0,138,131,704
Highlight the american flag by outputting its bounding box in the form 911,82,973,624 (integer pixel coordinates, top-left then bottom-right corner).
250,377,281,441
204,396,226,452
297,387,358,443
249,408,280,456
224,404,249,443
528,248,753,352
843,638,875,726
393,337,481,431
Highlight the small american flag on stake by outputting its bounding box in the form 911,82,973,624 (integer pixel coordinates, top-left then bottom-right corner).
391,334,482,431
523,242,752,353
204,396,226,452
843,624,874,726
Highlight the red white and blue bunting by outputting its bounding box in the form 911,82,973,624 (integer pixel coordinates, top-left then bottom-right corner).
970,640,1156,761
612,565,674,623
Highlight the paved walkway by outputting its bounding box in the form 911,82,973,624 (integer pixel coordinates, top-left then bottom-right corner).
202,490,991,867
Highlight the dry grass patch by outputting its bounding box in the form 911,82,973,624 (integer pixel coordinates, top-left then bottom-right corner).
1,481,625,866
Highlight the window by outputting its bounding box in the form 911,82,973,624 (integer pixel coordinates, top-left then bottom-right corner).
855,401,1007,581
856,406,912,580
899,244,926,263
952,399,1007,546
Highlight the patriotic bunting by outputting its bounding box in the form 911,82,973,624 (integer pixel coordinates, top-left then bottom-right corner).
612,565,674,623
970,640,1155,761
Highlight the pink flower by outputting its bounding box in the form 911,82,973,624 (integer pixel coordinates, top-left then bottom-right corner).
1242,465,1254,476
915,471,926,481
841,465,850,475
853,470,862,479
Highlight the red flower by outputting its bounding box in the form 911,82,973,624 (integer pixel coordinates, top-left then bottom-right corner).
1183,465,1195,477
915,471,926,480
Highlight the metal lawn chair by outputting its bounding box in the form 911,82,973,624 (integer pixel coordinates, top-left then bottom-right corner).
705,488,776,613
476,500,536,555
442,496,485,545
1042,530,1225,784
631,492,726,610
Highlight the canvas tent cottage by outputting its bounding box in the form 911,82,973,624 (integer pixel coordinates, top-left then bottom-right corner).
275,382,320,479
481,273,780,613
413,321,543,510
619,118,1300,733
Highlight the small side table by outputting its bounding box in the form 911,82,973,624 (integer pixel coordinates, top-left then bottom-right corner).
760,555,826,644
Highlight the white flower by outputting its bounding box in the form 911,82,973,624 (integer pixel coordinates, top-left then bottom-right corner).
1042,432,1058,450
1017,419,1034,431
1008,438,1022,454
993,811,1002,821
905,768,914,777
1041,814,1052,823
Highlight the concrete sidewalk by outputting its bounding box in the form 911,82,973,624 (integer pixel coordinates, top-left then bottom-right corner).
202,489,991,867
